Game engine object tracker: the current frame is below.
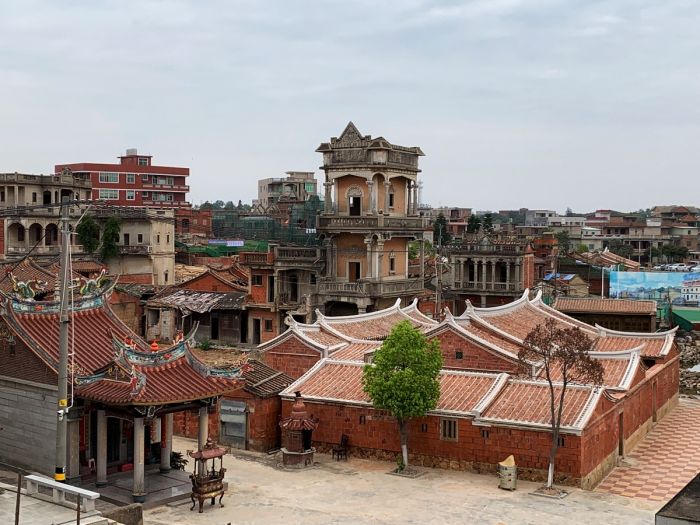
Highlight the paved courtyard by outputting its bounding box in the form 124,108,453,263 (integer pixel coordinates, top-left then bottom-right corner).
597,397,700,502
145,437,659,525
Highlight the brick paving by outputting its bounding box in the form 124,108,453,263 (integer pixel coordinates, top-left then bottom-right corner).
597,397,700,502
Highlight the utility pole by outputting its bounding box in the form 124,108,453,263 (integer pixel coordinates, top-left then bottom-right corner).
55,197,71,482
435,223,442,320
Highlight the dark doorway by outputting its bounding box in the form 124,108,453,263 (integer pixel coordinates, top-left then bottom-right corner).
123,233,130,246
240,311,248,343
325,301,359,317
349,196,361,216
253,318,261,345
618,413,624,456
289,274,299,302
211,312,220,340
348,262,361,282
43,190,51,205
302,429,313,451
107,418,121,463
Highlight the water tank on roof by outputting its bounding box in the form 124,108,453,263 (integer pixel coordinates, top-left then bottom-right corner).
126,148,138,155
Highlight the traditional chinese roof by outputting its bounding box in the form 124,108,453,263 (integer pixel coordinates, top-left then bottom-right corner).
281,359,600,434
2,287,246,407
0,259,59,295
242,359,293,398
554,297,657,315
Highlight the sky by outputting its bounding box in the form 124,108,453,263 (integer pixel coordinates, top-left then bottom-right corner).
1,0,699,213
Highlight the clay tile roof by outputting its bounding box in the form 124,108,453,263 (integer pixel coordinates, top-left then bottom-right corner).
0,259,58,295
592,334,669,357
554,297,656,315
297,327,347,346
436,371,502,414
480,380,596,430
147,289,244,313
329,342,379,361
452,319,523,355
544,353,638,389
323,310,414,340
243,359,294,398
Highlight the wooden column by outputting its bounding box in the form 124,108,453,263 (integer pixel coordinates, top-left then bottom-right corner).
160,413,173,473
96,410,107,487
132,417,146,503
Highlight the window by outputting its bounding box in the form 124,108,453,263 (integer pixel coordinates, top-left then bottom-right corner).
558,435,565,447
252,274,263,286
99,172,119,183
440,418,458,441
481,429,489,439
138,157,148,166
389,256,396,273
359,415,366,425
166,234,170,244
142,191,149,198
137,233,143,244
388,192,395,208
264,319,273,332
420,423,428,433
156,234,161,244
156,176,174,186
141,174,149,182
267,275,275,303
455,351,463,359
126,190,135,200
98,189,119,200
310,273,316,285
32,192,37,203
0,191,4,202
126,173,136,184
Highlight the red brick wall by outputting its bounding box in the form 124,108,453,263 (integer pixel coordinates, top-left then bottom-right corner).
173,406,221,442
432,328,520,373
109,290,143,335
282,400,583,481
117,273,153,285
523,254,535,290
181,273,238,292
0,330,57,386
260,335,322,379
249,269,273,304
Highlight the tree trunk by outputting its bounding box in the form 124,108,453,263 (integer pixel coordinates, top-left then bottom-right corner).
398,419,409,469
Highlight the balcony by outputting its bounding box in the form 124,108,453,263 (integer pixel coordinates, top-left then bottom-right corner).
317,277,424,297
239,252,273,265
453,281,522,293
119,245,152,255
317,215,429,231
6,245,64,256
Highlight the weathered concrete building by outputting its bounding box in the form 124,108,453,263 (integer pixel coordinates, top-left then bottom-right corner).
315,122,431,315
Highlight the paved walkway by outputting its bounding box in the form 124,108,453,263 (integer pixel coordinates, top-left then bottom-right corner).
144,436,658,525
597,397,700,502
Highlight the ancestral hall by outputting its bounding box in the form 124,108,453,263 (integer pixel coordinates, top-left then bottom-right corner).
315,122,431,315
0,265,246,502
258,292,679,488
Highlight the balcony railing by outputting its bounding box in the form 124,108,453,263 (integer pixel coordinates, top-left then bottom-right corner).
274,246,321,261
453,281,521,292
317,215,429,230
119,245,152,255
6,245,63,255
239,252,273,265
317,277,424,297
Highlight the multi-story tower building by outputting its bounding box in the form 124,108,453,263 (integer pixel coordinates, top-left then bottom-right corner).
255,171,318,207
314,122,430,315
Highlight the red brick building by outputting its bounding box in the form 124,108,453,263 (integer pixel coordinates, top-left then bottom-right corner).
258,292,678,488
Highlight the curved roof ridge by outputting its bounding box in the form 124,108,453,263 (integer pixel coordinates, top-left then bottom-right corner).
472,372,510,415
454,300,476,320
400,298,437,325
590,346,643,359
529,295,598,333
572,387,603,430
316,298,402,323
470,289,530,316
464,312,526,346
595,324,678,338
256,324,328,353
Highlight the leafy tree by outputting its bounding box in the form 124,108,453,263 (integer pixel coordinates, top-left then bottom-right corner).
661,244,689,263
224,200,235,209
466,214,481,234
363,321,442,470
200,201,213,210
482,213,494,234
237,199,243,209
554,231,571,255
575,244,589,254
565,207,574,217
517,319,603,489
608,239,633,259
76,215,100,254
433,213,451,246
213,200,225,209
99,217,121,260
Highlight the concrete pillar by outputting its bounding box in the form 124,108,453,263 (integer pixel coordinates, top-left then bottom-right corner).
96,410,107,487
198,406,208,451
482,259,488,290
366,180,375,213
406,182,412,216
491,261,496,289
365,238,373,279
323,181,333,213
506,262,511,290
67,418,80,484
515,263,521,288
411,182,418,215
384,182,391,213
133,417,146,503
377,242,384,281
160,413,173,473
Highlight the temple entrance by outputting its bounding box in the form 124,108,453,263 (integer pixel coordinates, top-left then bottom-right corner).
107,418,121,463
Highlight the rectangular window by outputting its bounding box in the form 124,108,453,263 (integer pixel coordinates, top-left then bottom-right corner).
389,192,395,208
32,192,37,203
264,319,273,332
126,190,135,200
481,429,489,439
0,191,4,202
126,173,136,184
99,172,119,183
558,435,565,447
141,174,149,182
310,273,316,285
156,234,160,244
137,233,143,244
389,257,396,273
455,351,463,359
441,418,458,441
156,176,174,186
252,274,263,286
359,415,366,425
166,234,170,244
267,275,275,303
420,423,428,433
98,189,119,200
142,191,149,198
138,157,148,166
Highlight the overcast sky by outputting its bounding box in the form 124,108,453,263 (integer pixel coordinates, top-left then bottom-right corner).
1,0,699,213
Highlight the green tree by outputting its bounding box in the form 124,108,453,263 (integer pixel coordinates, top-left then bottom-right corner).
517,320,603,490
213,200,225,209
433,213,451,246
362,321,442,470
100,217,121,260
466,214,481,234
76,216,100,254
554,231,571,255
575,244,589,254
224,200,235,209
200,201,213,210
482,213,494,234
565,207,574,217
608,239,633,259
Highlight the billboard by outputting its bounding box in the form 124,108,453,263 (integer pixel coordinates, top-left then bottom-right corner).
208,239,245,247
609,270,700,305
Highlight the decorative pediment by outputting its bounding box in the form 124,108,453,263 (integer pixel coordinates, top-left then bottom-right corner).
338,121,363,146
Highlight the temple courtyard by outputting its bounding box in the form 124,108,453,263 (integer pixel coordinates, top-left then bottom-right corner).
143,398,700,525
